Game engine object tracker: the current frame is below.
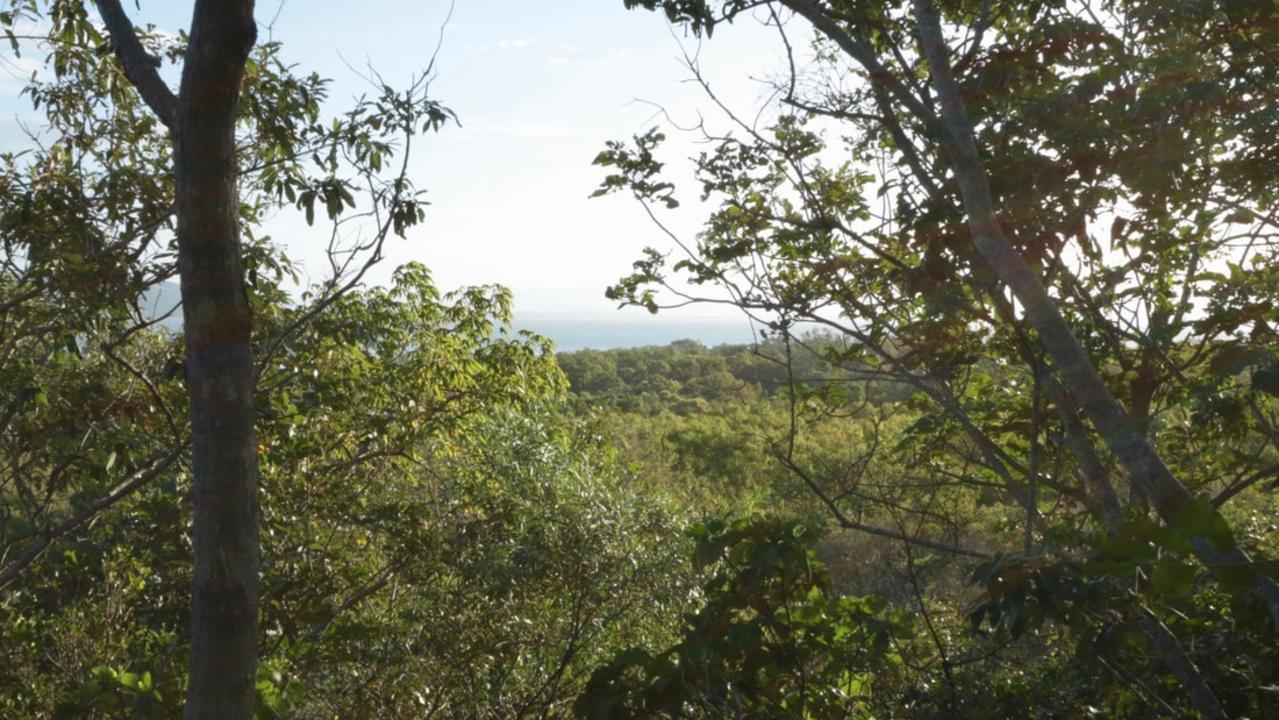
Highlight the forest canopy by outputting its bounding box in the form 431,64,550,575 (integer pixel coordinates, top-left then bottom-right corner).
2,0,1279,718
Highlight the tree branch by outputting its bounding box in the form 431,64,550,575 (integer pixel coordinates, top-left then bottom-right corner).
93,0,178,128
0,443,186,591
774,451,991,559
911,0,1279,627
780,0,936,124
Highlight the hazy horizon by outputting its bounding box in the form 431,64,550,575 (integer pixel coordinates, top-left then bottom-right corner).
142,282,761,351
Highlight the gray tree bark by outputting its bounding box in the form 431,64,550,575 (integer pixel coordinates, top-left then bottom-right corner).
95,1,261,717
175,2,260,717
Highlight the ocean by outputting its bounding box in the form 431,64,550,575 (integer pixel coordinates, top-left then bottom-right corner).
144,284,759,351
515,315,760,352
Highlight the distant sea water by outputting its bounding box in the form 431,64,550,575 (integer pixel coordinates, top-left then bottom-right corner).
515,315,760,352
144,284,759,352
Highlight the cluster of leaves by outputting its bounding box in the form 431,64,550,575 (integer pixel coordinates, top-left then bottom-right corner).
0,256,698,717
963,504,1279,717
577,517,914,718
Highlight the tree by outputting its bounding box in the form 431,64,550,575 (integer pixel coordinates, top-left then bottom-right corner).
1,6,697,715
91,1,263,714
606,0,1279,714
2,1,444,715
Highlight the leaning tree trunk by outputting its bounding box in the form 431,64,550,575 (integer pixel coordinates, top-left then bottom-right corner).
94,0,262,716
908,0,1279,628
175,2,260,718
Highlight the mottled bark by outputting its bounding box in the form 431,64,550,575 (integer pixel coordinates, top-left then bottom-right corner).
176,3,260,717
94,1,261,717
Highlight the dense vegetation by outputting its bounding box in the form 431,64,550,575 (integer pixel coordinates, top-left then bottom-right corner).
3,0,1279,717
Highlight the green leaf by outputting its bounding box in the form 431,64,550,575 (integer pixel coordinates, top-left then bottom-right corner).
1172,499,1236,553
1252,362,1279,398
1208,343,1269,377
1150,559,1197,597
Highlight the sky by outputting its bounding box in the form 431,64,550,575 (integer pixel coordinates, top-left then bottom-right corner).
2,1,799,327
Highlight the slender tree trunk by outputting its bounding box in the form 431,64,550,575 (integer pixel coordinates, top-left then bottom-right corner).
1053,394,1225,718
1137,611,1227,720
909,0,1279,629
175,2,260,717
1048,380,1125,530
95,1,262,716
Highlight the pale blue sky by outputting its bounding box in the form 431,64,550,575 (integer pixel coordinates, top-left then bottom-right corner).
2,1,795,322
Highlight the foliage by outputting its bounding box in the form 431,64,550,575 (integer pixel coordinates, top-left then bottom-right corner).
5,0,1279,717
0,261,694,717
599,0,1279,716
0,3,690,717
577,517,914,719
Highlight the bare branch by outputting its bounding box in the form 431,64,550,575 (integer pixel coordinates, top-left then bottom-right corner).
773,450,991,559
780,0,936,124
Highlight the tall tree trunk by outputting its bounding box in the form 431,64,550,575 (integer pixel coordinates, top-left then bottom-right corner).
94,1,261,716
175,2,260,717
904,6,1239,713
909,0,1279,629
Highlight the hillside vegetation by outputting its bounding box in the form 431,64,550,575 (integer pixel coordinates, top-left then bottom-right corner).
4,0,1279,718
